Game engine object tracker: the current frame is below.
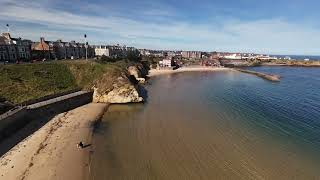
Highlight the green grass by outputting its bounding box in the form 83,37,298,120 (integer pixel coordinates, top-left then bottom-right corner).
0,60,130,104
0,63,77,104
62,60,128,90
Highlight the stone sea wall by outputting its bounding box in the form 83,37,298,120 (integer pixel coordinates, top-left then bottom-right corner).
0,92,93,143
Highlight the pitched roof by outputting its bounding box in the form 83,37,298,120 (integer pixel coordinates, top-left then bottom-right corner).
32,41,50,51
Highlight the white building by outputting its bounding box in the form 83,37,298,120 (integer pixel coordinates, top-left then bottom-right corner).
139,49,153,56
95,45,110,56
181,51,202,59
223,53,242,60
167,51,176,57
159,58,173,67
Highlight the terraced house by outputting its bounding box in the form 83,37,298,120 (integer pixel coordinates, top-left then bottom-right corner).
94,45,137,58
31,37,54,60
31,38,94,60
0,33,31,63
181,51,202,59
54,40,67,59
0,33,95,63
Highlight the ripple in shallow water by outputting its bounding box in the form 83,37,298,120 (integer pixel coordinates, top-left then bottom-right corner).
91,68,320,180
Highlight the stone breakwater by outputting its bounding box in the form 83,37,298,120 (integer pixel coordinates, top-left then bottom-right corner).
235,68,280,82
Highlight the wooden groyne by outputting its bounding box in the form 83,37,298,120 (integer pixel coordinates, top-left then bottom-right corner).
235,69,280,82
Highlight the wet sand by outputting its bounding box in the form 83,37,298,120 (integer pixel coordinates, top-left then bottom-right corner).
0,103,108,180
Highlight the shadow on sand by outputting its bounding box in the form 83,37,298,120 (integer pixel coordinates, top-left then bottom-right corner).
0,102,90,157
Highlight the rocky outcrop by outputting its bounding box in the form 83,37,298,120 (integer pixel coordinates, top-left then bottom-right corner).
92,79,143,103
128,65,147,84
92,64,147,104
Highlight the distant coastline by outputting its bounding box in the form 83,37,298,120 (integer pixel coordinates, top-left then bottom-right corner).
261,61,320,67
149,66,281,82
272,55,320,61
148,66,230,77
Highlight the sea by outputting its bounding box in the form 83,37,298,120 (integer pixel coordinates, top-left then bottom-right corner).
90,66,320,179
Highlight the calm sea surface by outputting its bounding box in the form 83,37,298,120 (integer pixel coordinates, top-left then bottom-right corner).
90,67,320,179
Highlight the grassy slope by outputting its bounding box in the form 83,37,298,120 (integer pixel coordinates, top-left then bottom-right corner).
63,60,128,90
0,60,129,104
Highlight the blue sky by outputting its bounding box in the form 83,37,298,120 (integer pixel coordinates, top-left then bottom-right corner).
0,0,320,55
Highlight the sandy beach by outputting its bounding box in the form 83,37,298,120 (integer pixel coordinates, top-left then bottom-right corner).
0,103,108,180
148,66,230,77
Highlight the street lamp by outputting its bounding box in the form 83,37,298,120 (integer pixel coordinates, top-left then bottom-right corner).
84,34,87,60
6,24,9,33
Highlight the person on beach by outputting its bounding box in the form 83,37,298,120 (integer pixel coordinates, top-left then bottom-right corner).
77,141,84,149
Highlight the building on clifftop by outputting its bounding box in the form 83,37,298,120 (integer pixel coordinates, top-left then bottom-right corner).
0,33,31,63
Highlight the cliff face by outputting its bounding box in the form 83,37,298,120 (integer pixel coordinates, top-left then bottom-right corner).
92,64,146,104
128,64,148,84
92,76,143,103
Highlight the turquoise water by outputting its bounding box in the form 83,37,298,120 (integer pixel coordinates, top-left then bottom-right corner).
90,67,320,179
244,66,320,152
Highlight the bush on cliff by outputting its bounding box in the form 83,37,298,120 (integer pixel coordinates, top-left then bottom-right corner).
127,49,142,62
141,55,161,69
0,60,135,104
0,63,78,104
63,60,128,91
100,55,117,63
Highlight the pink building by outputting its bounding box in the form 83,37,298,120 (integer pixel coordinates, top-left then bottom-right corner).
159,58,173,67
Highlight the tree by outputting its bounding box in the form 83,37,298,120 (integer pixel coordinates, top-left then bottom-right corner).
100,55,116,62
127,49,141,62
